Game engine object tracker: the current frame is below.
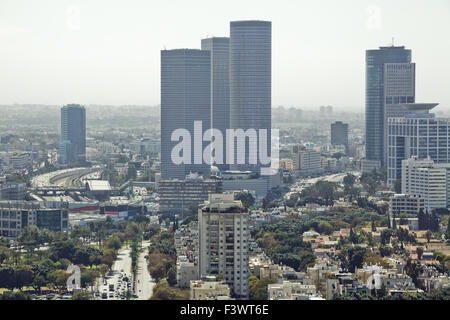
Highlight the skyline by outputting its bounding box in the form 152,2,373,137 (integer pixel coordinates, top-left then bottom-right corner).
0,0,449,113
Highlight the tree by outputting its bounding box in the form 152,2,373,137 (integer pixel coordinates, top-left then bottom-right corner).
13,267,33,291
235,191,255,209
72,292,93,300
446,219,450,241
339,246,366,272
47,269,69,291
426,230,432,243
167,266,177,286
416,247,424,260
249,276,275,300
0,246,9,265
371,219,376,232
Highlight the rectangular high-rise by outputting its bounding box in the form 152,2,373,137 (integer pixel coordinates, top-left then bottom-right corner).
160,49,211,180
198,193,249,299
59,104,86,165
201,37,230,172
365,46,413,166
387,103,449,185
230,20,271,173
330,121,349,153
401,156,450,210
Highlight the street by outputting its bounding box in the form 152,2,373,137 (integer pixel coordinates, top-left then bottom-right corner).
94,240,155,300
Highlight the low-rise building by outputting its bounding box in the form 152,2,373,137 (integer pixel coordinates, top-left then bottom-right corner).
190,277,231,300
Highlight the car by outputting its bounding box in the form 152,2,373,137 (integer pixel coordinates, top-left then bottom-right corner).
101,293,107,299
109,293,114,298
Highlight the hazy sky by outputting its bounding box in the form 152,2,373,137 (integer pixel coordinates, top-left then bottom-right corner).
1,0,449,113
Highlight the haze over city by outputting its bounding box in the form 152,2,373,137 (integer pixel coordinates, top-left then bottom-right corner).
1,0,449,112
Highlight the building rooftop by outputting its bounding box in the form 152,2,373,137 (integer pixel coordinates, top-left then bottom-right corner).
86,180,111,191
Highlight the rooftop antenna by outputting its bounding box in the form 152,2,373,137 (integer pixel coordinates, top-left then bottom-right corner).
391,37,395,47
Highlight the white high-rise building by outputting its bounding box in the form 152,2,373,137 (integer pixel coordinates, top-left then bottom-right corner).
292,145,322,176
387,103,449,185
401,156,450,210
198,193,249,299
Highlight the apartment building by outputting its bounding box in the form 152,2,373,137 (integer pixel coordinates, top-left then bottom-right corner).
158,173,223,213
198,193,249,299
401,156,450,210
292,145,322,176
390,194,425,216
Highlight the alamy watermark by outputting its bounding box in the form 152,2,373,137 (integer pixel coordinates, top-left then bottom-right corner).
170,121,279,176
66,264,81,291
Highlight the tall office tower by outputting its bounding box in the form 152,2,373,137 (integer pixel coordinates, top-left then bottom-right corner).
387,103,449,185
201,37,230,172
230,20,271,173
383,62,416,163
330,121,349,153
59,104,86,165
160,49,211,180
198,193,249,299
401,156,450,211
365,45,413,166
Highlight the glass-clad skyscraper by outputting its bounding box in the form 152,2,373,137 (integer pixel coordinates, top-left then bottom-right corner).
365,46,413,166
160,49,211,180
230,20,271,173
59,104,86,165
201,37,230,172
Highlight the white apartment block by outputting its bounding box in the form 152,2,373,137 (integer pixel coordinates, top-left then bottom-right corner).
390,193,425,216
268,281,317,300
387,103,450,185
198,193,249,299
292,145,322,176
190,278,231,300
401,156,450,210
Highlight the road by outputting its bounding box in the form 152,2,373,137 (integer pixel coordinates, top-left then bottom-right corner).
135,241,156,300
95,240,155,300
95,245,133,300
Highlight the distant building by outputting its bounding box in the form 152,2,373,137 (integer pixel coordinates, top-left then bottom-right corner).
268,281,318,300
85,180,111,201
177,260,198,288
0,201,69,238
59,104,86,165
390,194,425,217
221,170,281,199
361,159,381,173
330,121,349,154
401,156,450,210
158,173,222,213
387,103,449,185
292,145,321,176
0,182,26,200
198,194,249,299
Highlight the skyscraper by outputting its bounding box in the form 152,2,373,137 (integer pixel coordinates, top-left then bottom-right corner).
331,121,349,153
160,49,211,180
229,20,271,173
201,37,230,172
365,45,413,166
198,193,249,299
59,104,86,165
